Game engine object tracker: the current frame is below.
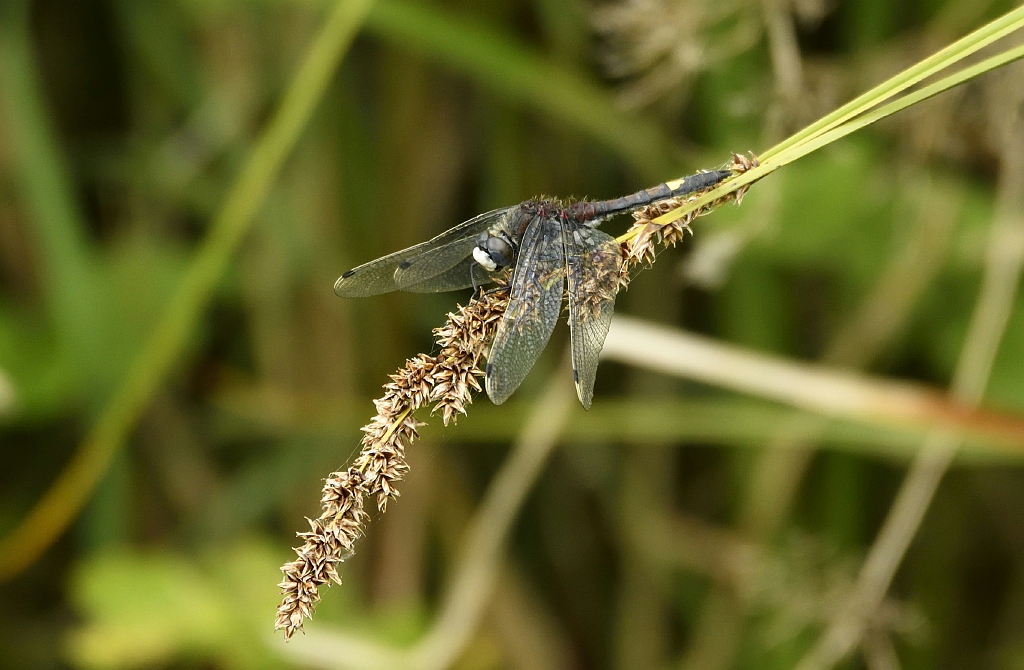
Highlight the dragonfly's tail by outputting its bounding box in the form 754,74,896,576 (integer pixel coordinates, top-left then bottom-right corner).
587,169,732,218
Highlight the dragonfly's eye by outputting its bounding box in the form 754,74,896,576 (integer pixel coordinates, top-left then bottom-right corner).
485,236,513,268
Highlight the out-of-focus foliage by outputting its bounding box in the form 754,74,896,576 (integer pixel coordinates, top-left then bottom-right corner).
1,0,1024,668
67,542,283,669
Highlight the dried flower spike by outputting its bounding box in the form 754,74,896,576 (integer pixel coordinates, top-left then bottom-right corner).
275,283,510,639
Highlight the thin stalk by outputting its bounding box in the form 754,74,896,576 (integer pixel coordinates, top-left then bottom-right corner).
623,38,1024,243
760,4,1024,161
601,316,1024,448
765,42,1024,174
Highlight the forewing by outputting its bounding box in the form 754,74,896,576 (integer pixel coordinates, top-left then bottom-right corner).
391,236,476,289
334,206,512,297
485,215,565,405
564,226,623,409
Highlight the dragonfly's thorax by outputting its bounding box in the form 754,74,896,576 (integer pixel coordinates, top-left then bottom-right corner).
525,199,601,226
473,199,596,272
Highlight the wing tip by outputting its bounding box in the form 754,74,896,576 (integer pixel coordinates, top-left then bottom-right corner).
484,364,510,406
573,368,594,410
575,386,592,410
333,274,350,297
334,269,373,297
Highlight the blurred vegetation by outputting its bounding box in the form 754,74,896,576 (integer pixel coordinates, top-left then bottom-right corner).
1,0,1024,668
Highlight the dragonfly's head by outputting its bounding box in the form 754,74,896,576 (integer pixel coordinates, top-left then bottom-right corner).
473,231,514,272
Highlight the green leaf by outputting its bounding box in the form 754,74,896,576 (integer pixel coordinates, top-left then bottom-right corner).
67,542,285,668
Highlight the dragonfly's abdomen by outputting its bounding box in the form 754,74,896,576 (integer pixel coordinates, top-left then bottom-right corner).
571,169,732,221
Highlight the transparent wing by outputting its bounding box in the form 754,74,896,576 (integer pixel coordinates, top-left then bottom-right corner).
564,226,623,409
485,215,565,405
402,254,502,293
391,236,477,288
334,206,513,297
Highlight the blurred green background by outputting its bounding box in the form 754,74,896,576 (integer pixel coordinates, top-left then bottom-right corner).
2,0,1024,668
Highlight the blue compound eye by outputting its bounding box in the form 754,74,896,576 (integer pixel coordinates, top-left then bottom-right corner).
485,236,513,268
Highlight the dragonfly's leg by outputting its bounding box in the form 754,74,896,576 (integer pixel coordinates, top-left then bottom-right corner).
470,263,480,295
479,282,511,300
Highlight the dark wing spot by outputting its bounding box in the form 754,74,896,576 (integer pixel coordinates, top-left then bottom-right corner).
399,260,413,270
486,363,493,376
573,369,579,383
341,269,355,278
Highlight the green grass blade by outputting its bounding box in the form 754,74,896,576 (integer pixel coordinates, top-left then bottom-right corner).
767,42,1024,172
0,2,98,366
0,0,375,581
627,36,1024,238
210,393,1024,465
760,4,1024,162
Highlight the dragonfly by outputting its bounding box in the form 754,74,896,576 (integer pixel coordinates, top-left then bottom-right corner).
335,169,732,409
